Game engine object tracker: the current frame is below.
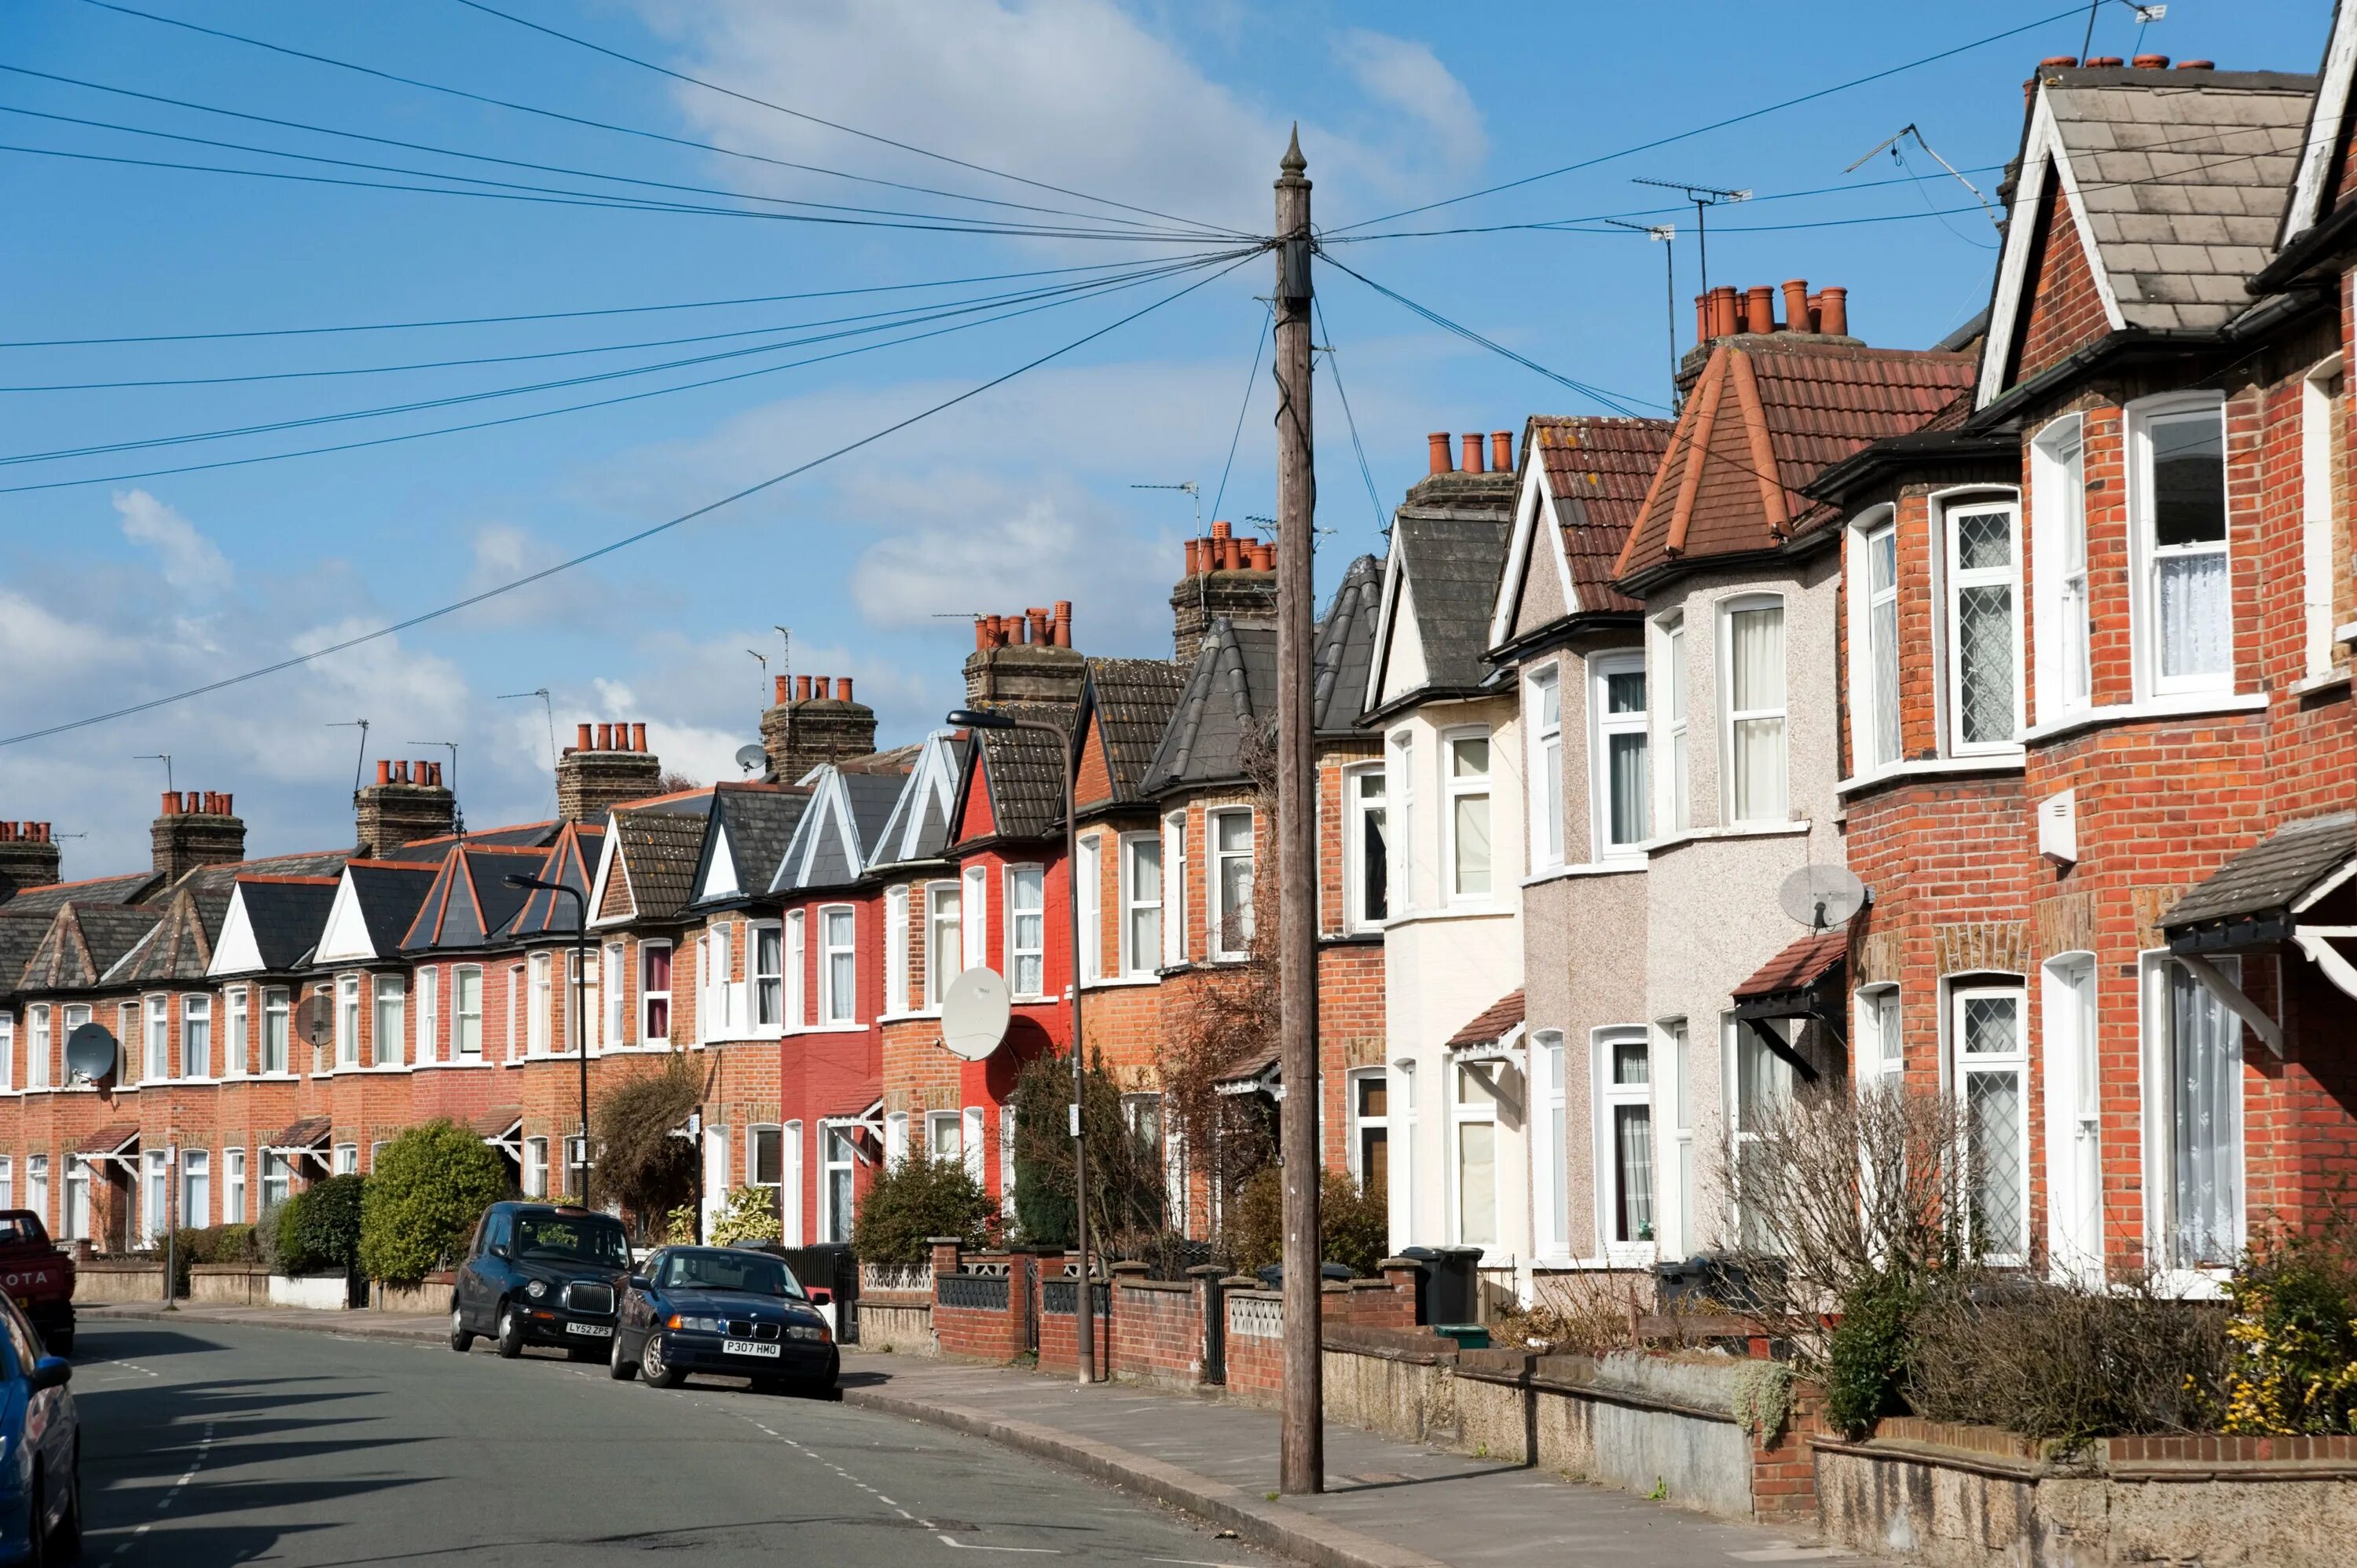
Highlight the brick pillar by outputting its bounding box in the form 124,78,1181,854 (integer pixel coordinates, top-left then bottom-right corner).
1380,1255,1428,1325
1750,1379,1827,1524
926,1236,964,1286
1189,1264,1227,1386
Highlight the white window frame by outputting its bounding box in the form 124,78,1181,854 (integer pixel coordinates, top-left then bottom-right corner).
1951,981,2031,1268
2042,954,2103,1285
1448,1058,1501,1249
1076,834,1102,984
784,911,805,1030
2128,391,2234,700
2030,418,2091,720
1589,653,1649,861
883,887,910,1014
506,965,522,1058
1160,813,1188,965
640,940,673,1043
1845,505,1904,771
1208,809,1255,961
0,1156,11,1211
1388,731,1417,913
1663,1019,1693,1257
224,1148,245,1224
1441,727,1494,901
961,864,988,973
450,967,482,1059
962,1105,985,1189
371,973,404,1068
1856,984,1904,1088
148,992,173,1079
1594,1027,1656,1254
528,952,552,1057
180,1149,211,1229
262,987,289,1074
818,1121,856,1244
999,1103,1017,1216
1342,767,1387,933
1117,831,1163,976
1728,1013,1795,1251
26,1006,46,1090
2140,953,2245,1291
927,1108,963,1164
1658,614,1691,832
182,992,213,1081
223,986,247,1079
782,1120,804,1247
1718,594,1788,824
259,1152,289,1213
1942,492,2025,754
753,918,786,1030
1346,1064,1391,1193
819,903,857,1024
750,1125,785,1196
522,1136,548,1199
333,1142,359,1177
603,940,627,1046
1005,866,1046,999
2303,355,2345,680
1526,1035,1568,1259
0,1012,12,1092
884,1112,909,1168
26,1156,46,1226
926,881,962,1009
412,969,434,1067
1527,665,1564,872
577,946,600,1053
335,974,360,1070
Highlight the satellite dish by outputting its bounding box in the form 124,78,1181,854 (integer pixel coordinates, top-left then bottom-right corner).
295,991,336,1050
1779,864,1868,932
734,743,768,776
939,967,1010,1061
64,1023,117,1084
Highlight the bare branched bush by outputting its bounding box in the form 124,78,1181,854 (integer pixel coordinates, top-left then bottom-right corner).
591,1050,706,1237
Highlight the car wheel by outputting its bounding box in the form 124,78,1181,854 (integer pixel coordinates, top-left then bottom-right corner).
449,1306,474,1354
640,1333,684,1390
49,1442,79,1563
608,1331,637,1382
496,1304,526,1360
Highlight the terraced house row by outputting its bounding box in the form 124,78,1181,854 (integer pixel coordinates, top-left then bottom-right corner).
4,35,2355,1306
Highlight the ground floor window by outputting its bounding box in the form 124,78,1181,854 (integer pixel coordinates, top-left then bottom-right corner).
1526,1036,1566,1256
0,1156,12,1211
2044,957,2102,1282
821,1124,856,1243
783,1121,804,1248
141,1151,166,1245
1597,1028,1655,1247
181,1150,211,1229
927,1110,962,1164
1450,1061,1499,1248
1664,1020,1692,1256
261,1152,291,1212
65,1159,91,1243
522,1137,548,1198
2144,955,2244,1274
224,1149,245,1224
1731,1015,1794,1251
1952,983,2029,1266
333,1143,359,1177
1347,1072,1390,1205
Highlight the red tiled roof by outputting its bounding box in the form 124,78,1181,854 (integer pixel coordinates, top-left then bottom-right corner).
1732,930,1849,1001
75,1121,140,1156
1446,989,1527,1051
471,1105,523,1139
1615,340,1976,582
269,1116,332,1150
1530,416,1677,614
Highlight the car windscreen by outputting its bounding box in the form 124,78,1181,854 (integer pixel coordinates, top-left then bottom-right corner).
0,1216,48,1247
512,1214,628,1269
656,1251,805,1299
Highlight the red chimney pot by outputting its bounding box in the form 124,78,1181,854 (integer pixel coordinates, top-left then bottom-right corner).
2176,59,2215,69
1461,433,1484,474
2039,55,2080,68
2132,53,2168,69
376,759,392,786
1428,432,1453,474
775,674,789,705
1490,430,1512,472
1710,286,1739,339
596,724,613,751
837,678,854,705
1782,279,1811,335
1211,519,1233,539
1694,293,1709,347
1053,600,1072,647
1747,285,1776,333
1819,286,1849,338
795,675,812,701
576,723,593,752
632,722,647,752
2084,56,2123,68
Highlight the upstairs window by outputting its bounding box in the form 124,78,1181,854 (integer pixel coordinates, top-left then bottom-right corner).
371,975,403,1067
820,906,856,1024
453,968,482,1058
785,911,805,1028
1661,615,1691,831
883,889,909,1015
1722,599,1787,822
1210,811,1255,959
603,942,626,1046
1527,667,1563,870
527,953,552,1056
1076,836,1102,984
2303,357,2347,680
412,969,434,1067
147,994,172,1079
1591,654,1648,859
1390,731,1417,910
926,882,962,1007
640,941,672,1042
262,987,290,1073
224,986,248,1077
1864,519,1903,766
0,1013,11,1091
1444,731,1492,898
183,993,212,1079
754,921,785,1028
2133,397,2231,695
1947,499,2023,752
1160,813,1188,965
1006,867,1045,998
1344,768,1387,931
2032,417,2091,717
1120,833,1162,976
961,865,988,973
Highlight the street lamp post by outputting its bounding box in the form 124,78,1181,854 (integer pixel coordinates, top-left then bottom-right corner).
947,706,1092,1385
507,874,592,1211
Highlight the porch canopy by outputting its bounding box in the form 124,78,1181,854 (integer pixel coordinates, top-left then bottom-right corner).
266,1115,333,1169
74,1121,141,1174
1730,929,1849,1083
471,1105,524,1158
2161,811,2357,1054
1445,989,1526,1065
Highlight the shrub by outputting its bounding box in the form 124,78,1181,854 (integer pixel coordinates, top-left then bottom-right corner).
167,1222,261,1297
358,1120,515,1284
591,1050,704,1235
1219,1167,1388,1278
852,1155,996,1266
709,1185,782,1246
2218,1229,2357,1434
1825,1267,1923,1438
1010,1050,1165,1249
277,1174,367,1276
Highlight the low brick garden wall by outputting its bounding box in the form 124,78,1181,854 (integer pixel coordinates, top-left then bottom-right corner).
74,1258,164,1303
188,1263,271,1306
372,1273,455,1315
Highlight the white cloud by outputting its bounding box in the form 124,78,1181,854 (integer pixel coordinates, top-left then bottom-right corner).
1334,30,1487,174
455,522,628,628
113,488,230,596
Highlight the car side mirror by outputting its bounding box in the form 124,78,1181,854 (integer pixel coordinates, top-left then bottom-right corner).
626,1274,651,1291
27,1356,70,1391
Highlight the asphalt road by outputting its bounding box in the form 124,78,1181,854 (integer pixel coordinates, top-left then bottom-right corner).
71,1317,1277,1567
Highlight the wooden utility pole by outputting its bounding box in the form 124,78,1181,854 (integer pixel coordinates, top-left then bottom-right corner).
1272,125,1322,1497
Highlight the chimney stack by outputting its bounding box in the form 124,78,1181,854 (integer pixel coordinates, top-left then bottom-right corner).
354,748,458,856
0,816,62,898
152,785,246,884
762,666,879,782
555,717,664,822
1171,521,1278,663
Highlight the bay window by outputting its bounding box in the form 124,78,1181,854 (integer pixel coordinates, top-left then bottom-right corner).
1527,667,1563,870
786,911,805,1028
962,1106,985,1188
183,993,212,1079
225,1149,245,1224
1390,731,1417,910
0,1012,11,1090
148,993,171,1079
1006,869,1045,998
577,947,599,1052
527,953,552,1056
927,1110,963,1164
2032,417,2091,717
27,1006,46,1090
1947,497,2023,750
1596,1029,1655,1247
1344,768,1387,931
118,1003,137,1084
2144,956,2244,1276
641,941,672,1042
1209,811,1254,960
754,920,785,1028
523,1137,548,1198
1953,984,2029,1266
181,1150,210,1229
371,975,403,1067
336,974,360,1068
820,906,856,1023
2132,396,2231,695
962,865,988,972
926,882,961,1007
412,969,434,1066
1857,985,1904,1088
1119,833,1162,976
884,1112,909,1168
1667,1020,1692,1255
751,1127,784,1199
1591,655,1648,859
883,888,909,1014
603,942,626,1046
26,1158,46,1225
1444,731,1492,898
1721,599,1787,822
821,1124,856,1243
453,968,482,1057
262,987,289,1073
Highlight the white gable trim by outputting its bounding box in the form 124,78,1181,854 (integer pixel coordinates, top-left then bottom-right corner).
701,819,740,902
313,871,379,965
208,885,266,977
2286,1,2357,247
874,731,959,864
1978,93,2125,408
101,921,159,987
1376,573,1431,708
1364,548,1409,717
585,821,633,929
1486,459,1581,651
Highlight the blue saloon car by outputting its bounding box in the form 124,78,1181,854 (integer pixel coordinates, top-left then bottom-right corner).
0,1290,75,1564
610,1247,837,1394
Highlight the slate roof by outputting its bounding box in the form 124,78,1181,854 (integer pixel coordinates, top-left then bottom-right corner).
1312,554,1384,735
344,862,439,955
1528,416,1678,615
401,844,543,951
506,825,604,940
0,871,156,915
1445,990,1526,1050
229,877,339,972
1080,658,1188,808
378,821,559,863
1140,621,1274,796
2162,811,2355,934
17,904,161,991
1732,930,1849,1000
0,913,51,995
699,786,804,903
608,808,711,921
1616,339,1977,582
864,735,970,873
1390,510,1515,694
967,706,1076,842
105,888,218,986
2040,68,2315,332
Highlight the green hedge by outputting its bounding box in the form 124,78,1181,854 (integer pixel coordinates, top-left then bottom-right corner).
359,1120,515,1284
275,1174,367,1276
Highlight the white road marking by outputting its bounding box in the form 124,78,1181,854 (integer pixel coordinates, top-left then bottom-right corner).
935,1535,1058,1553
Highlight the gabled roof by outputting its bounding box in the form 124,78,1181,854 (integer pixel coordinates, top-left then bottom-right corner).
1446,989,1526,1051
866,732,970,872
315,860,438,965
1364,507,1514,718
103,885,219,986
1732,930,1849,1001
1981,65,2315,404
772,756,915,892
690,786,804,907
208,875,339,976
1616,337,1975,584
0,913,52,996
595,805,711,925
401,842,544,951
507,823,606,940
1076,658,1188,809
16,903,160,991
1312,553,1384,735
1490,416,1676,646
2281,0,2357,249
1140,621,1273,796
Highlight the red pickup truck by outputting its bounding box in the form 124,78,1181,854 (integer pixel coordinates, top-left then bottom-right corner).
0,1212,75,1355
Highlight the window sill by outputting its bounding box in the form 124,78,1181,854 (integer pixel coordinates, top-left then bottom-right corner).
595,1042,675,1056
1080,975,1161,991
877,1009,943,1025
2289,668,2352,698
417,1058,499,1070
1837,756,2023,798
246,1071,302,1083
2018,691,2267,746
1643,821,1815,847
784,1022,867,1036
1383,903,1516,925
2338,619,2357,649
1521,860,1644,888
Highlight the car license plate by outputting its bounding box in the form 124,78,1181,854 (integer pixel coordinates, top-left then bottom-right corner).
723,1339,780,1359
564,1322,612,1338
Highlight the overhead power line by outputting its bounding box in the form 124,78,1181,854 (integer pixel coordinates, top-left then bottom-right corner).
444,0,1250,240
0,252,1255,749
1327,4,2091,233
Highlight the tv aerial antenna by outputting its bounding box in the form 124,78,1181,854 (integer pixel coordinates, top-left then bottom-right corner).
1630,178,1749,303
134,752,174,796
1846,126,2001,231
1606,218,1681,405
1777,864,1869,932
408,739,462,837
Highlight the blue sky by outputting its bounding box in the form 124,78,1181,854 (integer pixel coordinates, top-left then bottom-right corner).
0,0,2333,872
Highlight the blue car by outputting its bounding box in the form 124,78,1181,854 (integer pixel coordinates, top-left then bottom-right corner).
610,1246,838,1394
0,1289,75,1565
